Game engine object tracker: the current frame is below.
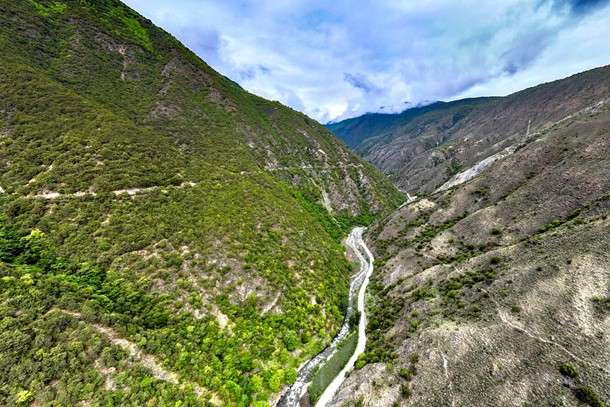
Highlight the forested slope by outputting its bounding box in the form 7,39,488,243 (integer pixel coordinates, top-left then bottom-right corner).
0,1,402,406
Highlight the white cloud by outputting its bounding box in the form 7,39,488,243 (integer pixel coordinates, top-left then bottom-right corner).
123,0,610,122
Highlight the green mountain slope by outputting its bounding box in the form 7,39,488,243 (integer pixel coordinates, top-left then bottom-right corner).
331,72,610,406
327,65,610,194
0,1,402,406
325,98,495,151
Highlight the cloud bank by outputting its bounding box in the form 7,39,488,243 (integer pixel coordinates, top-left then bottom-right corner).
123,0,610,122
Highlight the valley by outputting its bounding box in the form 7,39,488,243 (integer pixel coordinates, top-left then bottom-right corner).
314,227,374,407
326,66,610,406
1,1,609,407
277,227,373,407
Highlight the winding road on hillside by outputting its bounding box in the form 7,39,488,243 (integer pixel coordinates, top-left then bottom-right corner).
276,227,375,407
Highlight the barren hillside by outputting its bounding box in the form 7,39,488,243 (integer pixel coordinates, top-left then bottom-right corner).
331,74,610,407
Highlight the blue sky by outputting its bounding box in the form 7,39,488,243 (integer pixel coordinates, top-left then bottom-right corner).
123,0,610,123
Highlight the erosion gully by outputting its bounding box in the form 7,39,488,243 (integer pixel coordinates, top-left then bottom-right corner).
276,227,375,407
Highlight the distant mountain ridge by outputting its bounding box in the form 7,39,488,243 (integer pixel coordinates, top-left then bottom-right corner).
326,65,610,194
325,98,495,150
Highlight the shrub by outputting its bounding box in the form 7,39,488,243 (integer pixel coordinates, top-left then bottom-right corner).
473,186,489,196
409,320,419,333
399,368,412,381
511,305,522,313
355,352,367,369
491,227,502,235
401,384,412,398
569,208,583,218
15,390,35,404
559,362,578,378
349,310,361,330
574,386,605,407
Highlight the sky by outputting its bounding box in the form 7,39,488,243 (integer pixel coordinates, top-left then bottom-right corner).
123,0,610,123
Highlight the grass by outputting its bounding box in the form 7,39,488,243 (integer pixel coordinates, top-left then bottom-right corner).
308,332,358,404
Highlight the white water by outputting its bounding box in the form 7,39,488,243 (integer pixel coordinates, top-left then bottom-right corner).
315,227,375,406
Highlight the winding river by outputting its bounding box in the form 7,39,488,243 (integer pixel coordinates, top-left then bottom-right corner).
276,227,375,407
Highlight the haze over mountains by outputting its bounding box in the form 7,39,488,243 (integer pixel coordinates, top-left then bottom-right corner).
1,1,610,407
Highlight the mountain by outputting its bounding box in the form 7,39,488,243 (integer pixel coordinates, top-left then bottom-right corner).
0,1,403,406
328,69,610,405
326,66,610,195
325,98,495,151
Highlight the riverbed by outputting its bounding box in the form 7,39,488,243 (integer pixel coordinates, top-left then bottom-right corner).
276,227,375,407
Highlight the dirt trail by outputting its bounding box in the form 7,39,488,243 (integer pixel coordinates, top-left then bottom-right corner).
482,291,610,377
440,350,456,407
261,292,281,316
54,309,221,405
27,181,198,200
22,163,361,200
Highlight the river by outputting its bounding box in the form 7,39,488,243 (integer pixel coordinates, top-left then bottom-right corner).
276,227,375,407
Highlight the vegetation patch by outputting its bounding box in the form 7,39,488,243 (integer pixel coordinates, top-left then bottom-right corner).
437,266,496,320
0,1,402,406
559,362,578,379
574,386,605,407
0,222,206,406
397,354,419,400
363,279,409,364
28,0,67,18
308,332,358,404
